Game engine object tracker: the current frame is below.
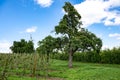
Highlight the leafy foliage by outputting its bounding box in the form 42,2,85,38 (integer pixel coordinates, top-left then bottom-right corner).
0,53,51,79
54,2,102,67
0,54,120,80
37,35,57,62
53,47,120,64
10,39,34,53
100,47,120,64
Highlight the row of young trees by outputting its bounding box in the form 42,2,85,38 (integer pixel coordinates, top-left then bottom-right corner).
0,53,51,79
10,2,102,68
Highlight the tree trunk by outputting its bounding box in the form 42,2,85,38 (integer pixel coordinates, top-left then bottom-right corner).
47,53,49,63
68,50,73,68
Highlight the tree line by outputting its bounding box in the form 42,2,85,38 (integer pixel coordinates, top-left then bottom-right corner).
53,47,120,64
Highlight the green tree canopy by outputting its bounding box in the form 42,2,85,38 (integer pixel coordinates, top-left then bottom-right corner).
36,2,102,68
54,2,102,68
10,39,34,53
37,35,56,62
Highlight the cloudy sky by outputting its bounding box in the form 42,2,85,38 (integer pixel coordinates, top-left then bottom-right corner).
0,0,120,53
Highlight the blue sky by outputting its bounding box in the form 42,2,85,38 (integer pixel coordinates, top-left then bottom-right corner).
0,0,120,53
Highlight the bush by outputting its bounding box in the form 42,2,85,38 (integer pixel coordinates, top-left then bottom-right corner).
100,48,120,64
73,52,84,62
52,53,68,60
111,47,120,64
73,51,100,63
54,51,100,63
100,49,112,63
53,47,120,64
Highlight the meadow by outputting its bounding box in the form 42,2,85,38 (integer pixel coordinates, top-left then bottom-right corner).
0,53,120,80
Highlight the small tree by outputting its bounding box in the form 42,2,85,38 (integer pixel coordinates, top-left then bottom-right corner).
26,40,34,53
55,2,102,68
37,35,56,62
10,39,34,53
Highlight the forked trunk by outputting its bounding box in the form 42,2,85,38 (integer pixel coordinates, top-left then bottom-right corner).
68,50,73,68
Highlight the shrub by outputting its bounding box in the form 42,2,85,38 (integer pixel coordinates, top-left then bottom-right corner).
53,47,120,64
100,47,120,64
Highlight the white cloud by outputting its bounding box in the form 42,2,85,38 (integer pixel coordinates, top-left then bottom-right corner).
26,26,37,33
34,0,53,7
109,33,120,40
102,45,109,50
104,12,120,26
0,40,11,53
74,0,120,27
109,33,120,37
102,44,113,50
117,37,120,40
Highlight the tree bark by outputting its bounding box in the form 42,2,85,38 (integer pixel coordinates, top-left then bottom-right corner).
68,50,73,68
47,53,49,63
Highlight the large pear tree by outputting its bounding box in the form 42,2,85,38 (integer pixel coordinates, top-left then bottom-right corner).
55,2,102,68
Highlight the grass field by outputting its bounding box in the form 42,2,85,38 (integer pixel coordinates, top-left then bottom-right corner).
5,59,120,80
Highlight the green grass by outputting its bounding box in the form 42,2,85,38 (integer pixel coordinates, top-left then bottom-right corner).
48,60,120,80
2,59,120,80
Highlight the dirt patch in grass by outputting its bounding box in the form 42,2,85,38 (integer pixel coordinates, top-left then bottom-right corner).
47,77,65,80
